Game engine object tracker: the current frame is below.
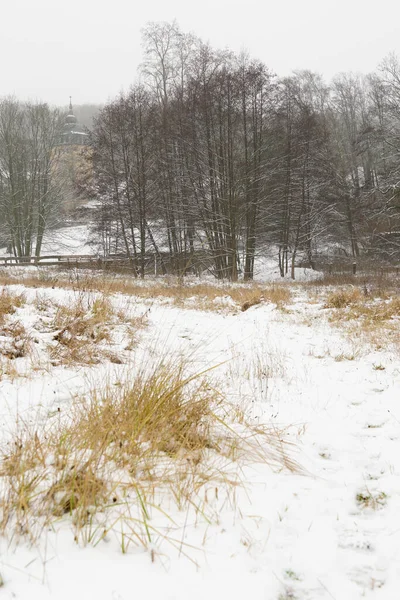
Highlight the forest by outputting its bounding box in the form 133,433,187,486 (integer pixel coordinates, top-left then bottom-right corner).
1,22,400,279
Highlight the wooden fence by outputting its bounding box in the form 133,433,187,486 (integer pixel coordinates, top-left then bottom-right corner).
0,253,398,278
0,252,214,276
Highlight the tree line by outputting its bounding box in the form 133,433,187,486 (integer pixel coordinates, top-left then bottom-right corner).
88,23,400,279
0,100,65,258
0,101,98,260
1,22,400,278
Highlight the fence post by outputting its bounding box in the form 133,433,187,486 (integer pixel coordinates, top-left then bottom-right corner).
352,262,357,275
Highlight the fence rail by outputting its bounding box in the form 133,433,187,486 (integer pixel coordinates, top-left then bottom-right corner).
0,252,214,276
0,254,108,267
0,254,398,277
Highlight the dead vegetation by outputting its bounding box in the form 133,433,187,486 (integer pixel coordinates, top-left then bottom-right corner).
239,285,291,312
0,272,292,313
0,290,31,371
319,284,400,351
0,284,148,374
48,294,113,365
324,287,363,309
0,360,299,551
356,490,387,510
46,294,147,366
0,321,31,360
0,288,25,324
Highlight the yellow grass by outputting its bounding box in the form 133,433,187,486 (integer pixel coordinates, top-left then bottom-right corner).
321,285,400,352
324,287,363,309
0,359,299,550
0,288,25,324
0,272,292,313
47,293,147,366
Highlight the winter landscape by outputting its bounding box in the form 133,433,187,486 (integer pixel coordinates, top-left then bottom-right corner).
0,263,399,600
1,1,400,598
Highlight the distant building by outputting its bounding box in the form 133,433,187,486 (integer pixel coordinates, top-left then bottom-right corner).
53,99,92,215
58,98,89,146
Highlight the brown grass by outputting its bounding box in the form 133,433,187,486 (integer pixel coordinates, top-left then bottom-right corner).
321,284,400,352
0,321,31,360
356,490,387,510
0,359,299,550
0,288,25,325
47,293,146,366
237,285,291,312
326,292,400,323
48,295,112,365
0,289,31,364
324,287,363,309
0,272,292,313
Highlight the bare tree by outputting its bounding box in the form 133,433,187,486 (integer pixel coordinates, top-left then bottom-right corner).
0,98,63,259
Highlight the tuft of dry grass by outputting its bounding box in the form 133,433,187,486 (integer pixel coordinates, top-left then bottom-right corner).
0,289,31,363
0,359,299,550
48,295,111,365
0,321,31,360
324,287,363,309
233,285,291,312
263,285,292,307
327,292,400,329
356,490,387,510
46,293,146,366
0,288,25,325
318,283,400,352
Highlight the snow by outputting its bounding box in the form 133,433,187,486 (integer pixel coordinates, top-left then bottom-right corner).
0,225,98,258
0,279,399,599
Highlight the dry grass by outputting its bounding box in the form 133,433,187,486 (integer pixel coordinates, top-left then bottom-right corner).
47,293,146,366
322,286,400,352
356,490,387,510
48,294,112,365
0,284,147,373
237,285,291,312
324,287,363,309
0,272,292,313
326,292,400,327
0,290,31,368
0,359,299,550
0,288,25,325
305,269,400,288
0,321,31,360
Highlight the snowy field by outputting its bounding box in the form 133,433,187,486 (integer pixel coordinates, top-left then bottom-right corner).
0,270,399,599
0,225,97,258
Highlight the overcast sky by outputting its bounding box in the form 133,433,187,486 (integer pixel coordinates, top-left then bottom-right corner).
2,0,400,106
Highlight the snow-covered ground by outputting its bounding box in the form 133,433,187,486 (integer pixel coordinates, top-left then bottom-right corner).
0,278,399,599
0,225,97,258
0,223,323,284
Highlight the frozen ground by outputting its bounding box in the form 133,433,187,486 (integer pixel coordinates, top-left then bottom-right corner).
0,279,399,599
0,222,322,284
0,225,97,258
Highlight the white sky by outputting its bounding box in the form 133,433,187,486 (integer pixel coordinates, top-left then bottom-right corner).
2,0,400,106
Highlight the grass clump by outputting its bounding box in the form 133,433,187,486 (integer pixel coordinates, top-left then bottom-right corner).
48,293,144,366
324,287,362,309
0,289,31,363
238,285,291,312
0,321,31,360
356,490,387,510
49,295,110,365
0,288,25,324
0,359,299,551
322,285,400,351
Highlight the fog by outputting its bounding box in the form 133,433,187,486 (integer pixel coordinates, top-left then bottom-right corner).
2,0,400,105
